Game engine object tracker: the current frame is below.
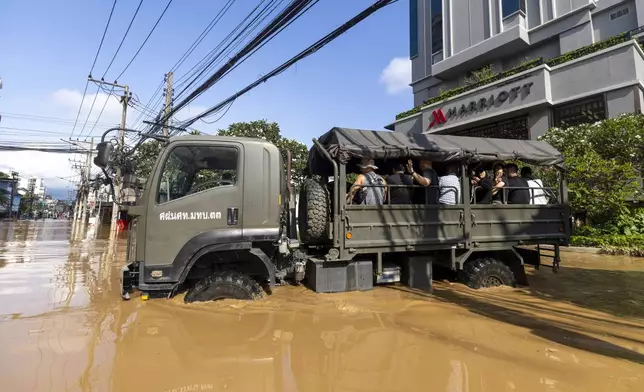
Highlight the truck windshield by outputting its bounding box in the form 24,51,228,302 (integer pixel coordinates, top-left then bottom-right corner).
156,145,239,204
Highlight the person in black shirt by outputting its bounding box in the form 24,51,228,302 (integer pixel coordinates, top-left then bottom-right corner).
505,163,530,204
386,163,413,204
407,159,439,204
472,166,494,204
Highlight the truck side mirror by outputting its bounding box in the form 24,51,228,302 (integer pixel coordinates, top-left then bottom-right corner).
94,142,113,168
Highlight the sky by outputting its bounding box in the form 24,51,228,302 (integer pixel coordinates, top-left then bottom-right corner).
0,0,413,199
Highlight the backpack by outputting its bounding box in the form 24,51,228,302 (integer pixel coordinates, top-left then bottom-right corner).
360,172,385,205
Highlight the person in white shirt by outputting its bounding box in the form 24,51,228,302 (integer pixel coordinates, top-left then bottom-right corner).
521,167,548,205
438,163,461,205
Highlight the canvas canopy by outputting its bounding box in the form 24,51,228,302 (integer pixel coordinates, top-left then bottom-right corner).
308,127,564,174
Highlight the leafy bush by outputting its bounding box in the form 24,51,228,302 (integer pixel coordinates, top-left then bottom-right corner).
571,234,644,248
539,114,644,225
571,234,644,256
545,33,628,67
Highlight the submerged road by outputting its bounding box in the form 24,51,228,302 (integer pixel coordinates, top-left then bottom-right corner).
1,220,643,391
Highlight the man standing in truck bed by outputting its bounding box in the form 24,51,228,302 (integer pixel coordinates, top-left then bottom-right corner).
407,159,439,204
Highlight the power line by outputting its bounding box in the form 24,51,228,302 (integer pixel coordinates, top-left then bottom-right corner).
70,0,118,140
172,0,287,98
134,0,275,132
166,0,315,124
130,0,236,130
90,0,119,75
115,0,174,81
0,112,115,127
181,0,398,127
172,0,283,92
102,0,144,78
86,86,118,139
170,0,237,74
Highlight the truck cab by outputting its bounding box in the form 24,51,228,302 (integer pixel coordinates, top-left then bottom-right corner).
123,135,285,298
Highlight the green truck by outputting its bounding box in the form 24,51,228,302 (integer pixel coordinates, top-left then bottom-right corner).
94,127,570,301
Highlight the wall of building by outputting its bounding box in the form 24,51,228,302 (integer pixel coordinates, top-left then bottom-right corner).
410,0,641,105
593,0,637,41
395,41,644,141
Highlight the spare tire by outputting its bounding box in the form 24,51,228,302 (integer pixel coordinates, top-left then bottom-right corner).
298,178,331,244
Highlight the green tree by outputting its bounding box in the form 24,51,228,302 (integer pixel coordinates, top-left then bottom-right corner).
217,120,308,189
539,114,643,225
131,140,162,181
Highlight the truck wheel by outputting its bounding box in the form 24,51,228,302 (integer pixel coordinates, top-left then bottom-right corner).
462,258,515,289
184,270,264,303
298,178,330,244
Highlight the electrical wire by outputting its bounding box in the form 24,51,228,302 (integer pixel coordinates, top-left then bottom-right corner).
170,0,237,74
0,112,114,127
172,0,288,100
171,0,272,90
214,0,320,85
130,0,236,129
133,0,271,133
69,0,118,140
115,0,174,81
102,0,144,78
181,0,398,127
164,0,315,126
86,86,118,139
199,99,235,124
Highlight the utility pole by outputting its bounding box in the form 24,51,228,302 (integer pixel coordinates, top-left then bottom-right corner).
79,137,94,235
62,140,93,238
88,77,131,236
163,72,173,137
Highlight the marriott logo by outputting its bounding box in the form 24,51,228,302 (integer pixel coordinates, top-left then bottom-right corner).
427,82,534,130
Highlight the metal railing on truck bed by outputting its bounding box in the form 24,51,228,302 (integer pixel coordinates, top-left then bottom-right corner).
342,183,568,254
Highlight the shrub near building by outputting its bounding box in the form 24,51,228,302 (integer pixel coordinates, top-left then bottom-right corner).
538,114,644,253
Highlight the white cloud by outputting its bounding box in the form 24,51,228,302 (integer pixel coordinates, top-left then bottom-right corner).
0,88,124,193
379,57,411,95
50,88,123,129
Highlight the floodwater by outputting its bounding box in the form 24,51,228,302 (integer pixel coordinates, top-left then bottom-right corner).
1,221,644,392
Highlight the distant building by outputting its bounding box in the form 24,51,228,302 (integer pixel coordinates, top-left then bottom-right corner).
19,177,46,198
392,0,644,139
0,177,20,216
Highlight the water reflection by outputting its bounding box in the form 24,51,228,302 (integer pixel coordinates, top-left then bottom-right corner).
0,220,643,391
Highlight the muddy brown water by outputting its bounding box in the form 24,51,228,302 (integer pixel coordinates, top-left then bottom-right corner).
1,221,644,391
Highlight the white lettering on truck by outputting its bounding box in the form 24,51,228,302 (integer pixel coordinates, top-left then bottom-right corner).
159,211,222,221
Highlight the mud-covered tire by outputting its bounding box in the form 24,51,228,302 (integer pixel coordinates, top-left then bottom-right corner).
298,178,331,244
184,271,264,303
462,258,515,289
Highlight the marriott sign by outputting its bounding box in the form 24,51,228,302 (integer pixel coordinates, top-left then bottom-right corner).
427,81,534,130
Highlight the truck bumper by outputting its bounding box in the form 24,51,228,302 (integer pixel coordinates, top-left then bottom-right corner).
120,262,140,300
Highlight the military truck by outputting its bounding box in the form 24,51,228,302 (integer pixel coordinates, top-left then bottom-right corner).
93,127,570,301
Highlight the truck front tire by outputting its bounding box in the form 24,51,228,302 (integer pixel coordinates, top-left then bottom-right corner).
462,258,516,289
184,270,264,303
298,178,331,244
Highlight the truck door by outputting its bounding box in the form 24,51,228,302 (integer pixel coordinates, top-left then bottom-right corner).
144,141,244,276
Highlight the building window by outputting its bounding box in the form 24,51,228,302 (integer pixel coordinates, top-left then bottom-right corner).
409,0,419,58
553,95,607,128
431,0,443,57
502,0,526,18
437,116,530,139
610,7,630,21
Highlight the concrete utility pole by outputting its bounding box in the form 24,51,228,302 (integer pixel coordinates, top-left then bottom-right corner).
163,72,173,137
62,140,94,238
79,137,94,234
88,77,131,236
